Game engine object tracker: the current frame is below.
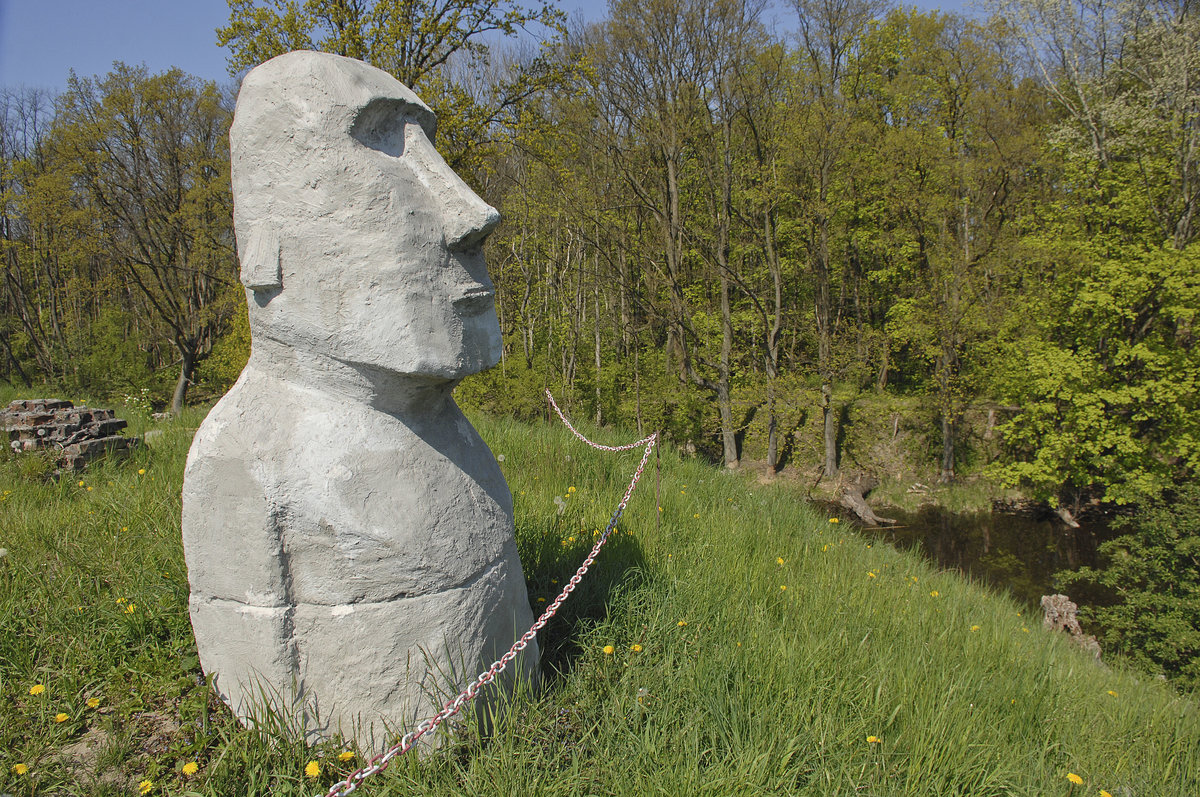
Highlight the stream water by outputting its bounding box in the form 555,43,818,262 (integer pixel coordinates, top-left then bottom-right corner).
857,505,1116,609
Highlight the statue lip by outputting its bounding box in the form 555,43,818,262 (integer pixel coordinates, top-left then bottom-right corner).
453,287,495,315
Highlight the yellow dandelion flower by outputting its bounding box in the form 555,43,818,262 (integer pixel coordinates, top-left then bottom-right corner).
677,620,687,627
305,760,320,778
55,712,69,723
1106,690,1118,697
1100,791,1112,797
537,597,546,602
29,683,45,696
603,645,615,655
116,597,126,604
930,590,940,597
87,697,100,708
776,557,784,565
12,763,28,775
866,735,881,743
138,469,146,475
1022,627,1029,633
693,513,700,518
867,571,877,579
1067,773,1083,785
780,585,787,591
86,486,93,492
829,517,839,523
182,761,199,776
78,480,85,487
631,644,642,652
970,625,981,632
125,603,136,614
338,751,355,762
139,779,154,794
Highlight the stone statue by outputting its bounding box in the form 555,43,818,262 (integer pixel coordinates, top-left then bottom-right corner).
181,51,538,750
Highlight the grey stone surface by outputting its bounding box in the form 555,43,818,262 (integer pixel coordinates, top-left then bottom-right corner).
181,51,537,750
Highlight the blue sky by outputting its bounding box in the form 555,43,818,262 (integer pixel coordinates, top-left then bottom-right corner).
0,0,972,93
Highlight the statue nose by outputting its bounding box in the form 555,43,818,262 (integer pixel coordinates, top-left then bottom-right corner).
443,196,501,251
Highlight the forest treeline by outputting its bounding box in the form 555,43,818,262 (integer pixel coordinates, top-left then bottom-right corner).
1,0,1197,514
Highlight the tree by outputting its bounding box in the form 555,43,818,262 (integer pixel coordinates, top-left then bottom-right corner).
55,65,240,413
217,0,571,173
988,0,1200,509
788,0,888,479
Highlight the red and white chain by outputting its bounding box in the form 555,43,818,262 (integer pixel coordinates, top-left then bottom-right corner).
323,396,657,796
546,389,656,452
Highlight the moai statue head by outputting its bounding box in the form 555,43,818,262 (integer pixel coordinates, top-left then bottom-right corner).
230,51,502,381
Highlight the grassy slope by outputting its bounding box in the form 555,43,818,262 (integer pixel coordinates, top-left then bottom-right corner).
0,405,1196,796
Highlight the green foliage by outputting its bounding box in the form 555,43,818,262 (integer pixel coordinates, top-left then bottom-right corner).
1059,485,1200,692
992,216,1200,508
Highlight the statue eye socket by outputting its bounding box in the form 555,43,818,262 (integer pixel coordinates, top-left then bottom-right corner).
350,98,416,157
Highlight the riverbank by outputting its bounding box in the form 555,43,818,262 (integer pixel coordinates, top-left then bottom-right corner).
2,404,1198,794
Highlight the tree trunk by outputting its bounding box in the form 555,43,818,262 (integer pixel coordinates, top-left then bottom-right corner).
171,346,196,416
940,414,955,483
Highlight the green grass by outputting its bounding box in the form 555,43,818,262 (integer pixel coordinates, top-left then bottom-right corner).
0,403,1197,796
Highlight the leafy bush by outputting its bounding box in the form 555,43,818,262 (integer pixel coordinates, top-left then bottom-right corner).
1059,485,1200,691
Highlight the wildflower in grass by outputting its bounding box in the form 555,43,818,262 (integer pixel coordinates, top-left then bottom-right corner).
631,644,642,652
780,585,787,591
87,697,100,709
537,597,546,603
867,571,877,579
678,620,687,626
1106,690,1118,697
970,625,981,632
29,683,45,696
338,751,355,762
693,513,700,519
125,603,136,614
87,486,93,492
1022,627,1029,633
139,779,154,794
138,469,146,475
182,761,199,776
829,517,839,523
777,557,784,565
305,760,320,778
603,645,615,655
866,735,881,743
117,597,126,604
55,712,69,723
1066,772,1083,785
12,763,28,775
1100,791,1112,797
78,480,85,487
567,486,576,494
930,590,940,597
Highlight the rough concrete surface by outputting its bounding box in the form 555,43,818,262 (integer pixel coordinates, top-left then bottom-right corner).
181,51,537,751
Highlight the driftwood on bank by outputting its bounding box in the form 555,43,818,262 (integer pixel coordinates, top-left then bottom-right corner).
1041,593,1102,660
837,472,897,527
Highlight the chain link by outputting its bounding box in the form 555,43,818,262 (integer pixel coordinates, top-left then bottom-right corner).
322,396,657,797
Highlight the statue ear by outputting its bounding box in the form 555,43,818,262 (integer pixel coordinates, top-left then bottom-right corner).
239,226,282,292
